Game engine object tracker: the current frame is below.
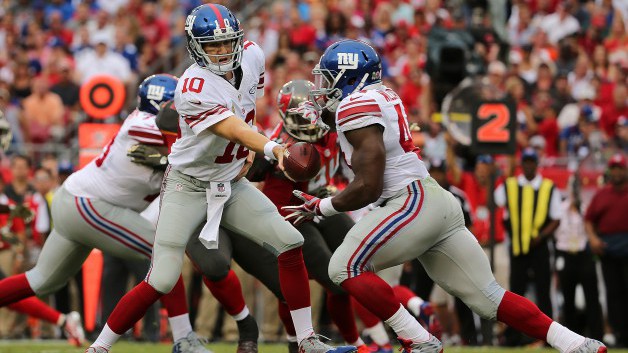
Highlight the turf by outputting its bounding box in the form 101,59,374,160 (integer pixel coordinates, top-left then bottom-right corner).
0,342,626,353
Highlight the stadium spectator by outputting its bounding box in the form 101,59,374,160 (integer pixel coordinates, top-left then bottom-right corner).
600,83,628,138
20,76,64,144
4,154,33,205
585,153,628,347
74,33,132,84
554,186,604,341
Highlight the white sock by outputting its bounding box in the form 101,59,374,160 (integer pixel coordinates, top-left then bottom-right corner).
385,304,430,342
169,313,193,342
287,334,298,343
290,306,314,344
92,324,121,350
547,321,585,353
57,313,66,326
407,297,424,317
233,306,250,321
350,337,365,347
364,322,390,346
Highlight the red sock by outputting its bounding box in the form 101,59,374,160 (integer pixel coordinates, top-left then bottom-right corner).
9,297,61,324
159,275,188,318
278,300,296,336
393,285,416,307
277,247,310,310
341,272,399,321
497,291,552,341
107,281,162,334
0,274,35,307
352,297,380,328
327,291,359,344
203,270,246,316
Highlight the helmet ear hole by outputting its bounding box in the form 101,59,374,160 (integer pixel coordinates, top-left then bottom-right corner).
347,77,357,85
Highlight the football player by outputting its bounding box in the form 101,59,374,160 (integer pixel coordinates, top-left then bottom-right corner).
0,74,210,353
284,40,606,353
87,4,355,353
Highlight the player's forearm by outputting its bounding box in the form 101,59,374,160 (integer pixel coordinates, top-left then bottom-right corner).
329,177,382,212
210,116,270,155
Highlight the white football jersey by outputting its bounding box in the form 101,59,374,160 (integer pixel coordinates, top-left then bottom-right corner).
169,40,265,181
335,86,428,203
64,109,166,212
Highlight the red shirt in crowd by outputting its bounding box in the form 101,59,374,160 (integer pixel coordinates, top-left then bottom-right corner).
454,172,506,244
585,184,628,236
600,103,628,138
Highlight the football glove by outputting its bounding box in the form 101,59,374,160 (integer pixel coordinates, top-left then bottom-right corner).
282,190,323,226
127,144,168,170
9,204,34,224
288,101,330,133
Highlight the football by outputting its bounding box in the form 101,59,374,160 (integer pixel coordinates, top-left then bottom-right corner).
283,142,322,182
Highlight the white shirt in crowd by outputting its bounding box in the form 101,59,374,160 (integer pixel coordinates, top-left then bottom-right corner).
554,199,588,253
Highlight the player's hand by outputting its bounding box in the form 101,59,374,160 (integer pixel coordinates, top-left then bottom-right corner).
589,235,606,255
273,145,285,171
235,151,255,181
288,101,330,133
127,144,168,169
282,190,323,226
9,204,34,224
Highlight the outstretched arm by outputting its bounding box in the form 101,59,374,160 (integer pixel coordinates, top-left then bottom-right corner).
208,115,285,168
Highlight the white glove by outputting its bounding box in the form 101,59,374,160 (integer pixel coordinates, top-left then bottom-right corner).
288,101,330,132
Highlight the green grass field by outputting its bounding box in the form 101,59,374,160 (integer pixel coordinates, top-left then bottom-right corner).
0,342,626,353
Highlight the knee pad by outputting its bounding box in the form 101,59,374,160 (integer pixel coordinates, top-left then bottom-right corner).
147,245,185,294
328,253,350,286
463,280,506,320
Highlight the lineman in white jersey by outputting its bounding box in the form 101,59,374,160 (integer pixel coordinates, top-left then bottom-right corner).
284,40,606,353
88,4,356,353
0,74,210,353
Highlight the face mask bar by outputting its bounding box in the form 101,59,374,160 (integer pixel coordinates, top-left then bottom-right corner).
187,29,244,75
311,65,343,112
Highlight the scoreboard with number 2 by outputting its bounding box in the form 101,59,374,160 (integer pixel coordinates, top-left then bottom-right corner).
470,99,517,155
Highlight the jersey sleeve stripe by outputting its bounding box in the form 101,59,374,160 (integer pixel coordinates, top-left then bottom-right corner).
338,99,377,111
337,104,382,122
184,106,230,127
338,113,383,127
129,126,161,134
187,108,230,128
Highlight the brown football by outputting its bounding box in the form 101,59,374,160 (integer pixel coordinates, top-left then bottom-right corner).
283,142,322,182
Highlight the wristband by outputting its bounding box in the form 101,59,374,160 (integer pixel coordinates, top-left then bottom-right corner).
264,141,280,160
319,197,339,217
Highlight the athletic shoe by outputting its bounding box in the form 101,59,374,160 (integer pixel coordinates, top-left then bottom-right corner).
366,343,393,353
172,331,213,353
356,344,370,353
397,335,443,353
298,334,357,353
289,341,299,353
569,338,607,353
237,340,258,353
85,347,108,353
64,311,86,346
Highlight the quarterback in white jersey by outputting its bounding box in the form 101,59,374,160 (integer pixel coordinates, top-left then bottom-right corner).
0,74,211,353
88,4,356,353
284,40,606,353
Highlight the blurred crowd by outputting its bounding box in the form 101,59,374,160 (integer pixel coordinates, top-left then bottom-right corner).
0,0,627,348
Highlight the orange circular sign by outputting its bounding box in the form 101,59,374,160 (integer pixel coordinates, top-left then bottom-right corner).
80,75,126,119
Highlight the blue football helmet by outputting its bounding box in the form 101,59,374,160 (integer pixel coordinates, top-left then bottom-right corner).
311,40,382,112
137,74,178,115
184,3,244,75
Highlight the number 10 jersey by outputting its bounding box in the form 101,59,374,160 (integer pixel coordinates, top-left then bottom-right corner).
169,40,265,182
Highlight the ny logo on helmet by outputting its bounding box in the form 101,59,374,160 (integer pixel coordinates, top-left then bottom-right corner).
337,53,359,69
147,85,165,100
